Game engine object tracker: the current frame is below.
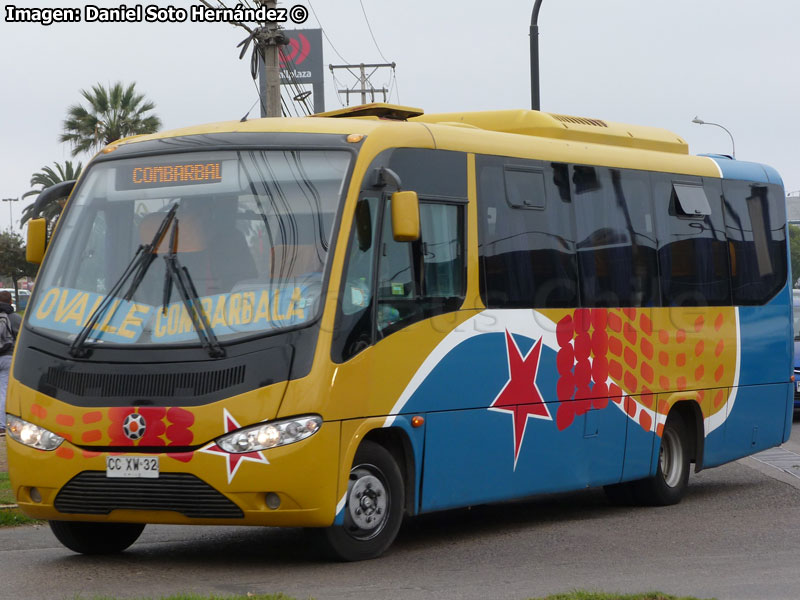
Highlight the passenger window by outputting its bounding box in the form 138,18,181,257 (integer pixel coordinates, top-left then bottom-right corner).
478,156,578,309
723,181,787,304
572,166,659,307
656,176,731,306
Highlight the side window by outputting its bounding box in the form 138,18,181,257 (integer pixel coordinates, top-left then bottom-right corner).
377,200,465,335
572,166,659,307
377,202,417,332
478,156,578,308
656,176,731,306
420,203,464,298
723,181,787,304
332,196,380,362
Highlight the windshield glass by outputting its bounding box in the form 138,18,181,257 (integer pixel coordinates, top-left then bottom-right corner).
29,149,351,347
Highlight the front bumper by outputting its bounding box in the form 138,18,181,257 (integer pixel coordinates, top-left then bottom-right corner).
6,421,341,527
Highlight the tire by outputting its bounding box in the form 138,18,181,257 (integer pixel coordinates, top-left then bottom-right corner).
318,441,404,561
633,416,690,506
49,521,145,555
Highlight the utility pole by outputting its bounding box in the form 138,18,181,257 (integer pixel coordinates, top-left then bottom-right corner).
530,0,544,111
329,62,396,105
258,0,284,117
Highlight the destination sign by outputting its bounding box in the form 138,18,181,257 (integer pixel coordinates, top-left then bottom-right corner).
116,161,223,190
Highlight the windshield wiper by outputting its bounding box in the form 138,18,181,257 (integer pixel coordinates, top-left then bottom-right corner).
69,204,179,358
161,219,225,358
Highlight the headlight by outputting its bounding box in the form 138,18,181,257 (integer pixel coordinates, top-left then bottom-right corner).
6,414,65,451
216,415,322,454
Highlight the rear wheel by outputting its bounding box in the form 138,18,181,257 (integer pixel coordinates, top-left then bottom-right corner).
49,521,145,555
318,441,404,561
633,416,690,505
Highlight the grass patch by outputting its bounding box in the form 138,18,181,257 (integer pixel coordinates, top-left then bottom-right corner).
529,593,715,600
0,471,41,527
0,472,13,504
0,509,39,526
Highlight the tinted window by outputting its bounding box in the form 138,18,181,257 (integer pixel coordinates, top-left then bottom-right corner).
572,166,659,307
478,156,578,308
674,183,711,216
656,176,731,306
504,168,546,209
388,149,467,198
723,181,787,304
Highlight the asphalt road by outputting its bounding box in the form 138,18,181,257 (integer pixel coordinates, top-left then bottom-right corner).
2,450,800,600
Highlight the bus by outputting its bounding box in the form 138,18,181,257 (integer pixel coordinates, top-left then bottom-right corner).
6,104,793,560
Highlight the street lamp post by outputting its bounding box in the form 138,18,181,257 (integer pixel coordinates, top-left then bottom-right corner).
530,0,544,111
692,116,736,159
0,198,17,232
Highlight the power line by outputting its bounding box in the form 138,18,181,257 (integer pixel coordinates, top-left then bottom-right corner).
307,0,350,63
250,78,269,116
387,66,400,104
358,0,390,64
279,47,313,116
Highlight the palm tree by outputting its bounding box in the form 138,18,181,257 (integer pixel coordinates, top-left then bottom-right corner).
60,82,161,156
20,161,83,229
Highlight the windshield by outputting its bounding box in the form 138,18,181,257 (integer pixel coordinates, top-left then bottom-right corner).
29,149,351,347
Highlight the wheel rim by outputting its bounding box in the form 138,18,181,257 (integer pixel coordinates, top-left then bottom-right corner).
344,464,390,541
660,426,684,488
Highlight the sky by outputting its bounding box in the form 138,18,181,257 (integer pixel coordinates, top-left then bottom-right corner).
2,0,799,235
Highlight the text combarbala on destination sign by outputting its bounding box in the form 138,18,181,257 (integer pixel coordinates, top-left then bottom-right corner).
5,4,290,26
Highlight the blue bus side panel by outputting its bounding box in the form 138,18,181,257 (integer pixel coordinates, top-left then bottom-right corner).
621,408,656,480
738,299,792,388
412,332,628,512
420,405,627,512
714,383,790,464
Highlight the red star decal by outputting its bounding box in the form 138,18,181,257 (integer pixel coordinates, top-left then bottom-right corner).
489,330,551,468
199,409,269,483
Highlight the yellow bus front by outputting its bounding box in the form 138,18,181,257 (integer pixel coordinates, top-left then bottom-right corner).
5,121,420,541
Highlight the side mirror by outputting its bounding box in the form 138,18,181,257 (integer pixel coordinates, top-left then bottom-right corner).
391,191,420,242
26,218,47,264
30,179,75,216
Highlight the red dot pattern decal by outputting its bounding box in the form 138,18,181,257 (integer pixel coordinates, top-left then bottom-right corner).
553,306,738,438
24,404,201,463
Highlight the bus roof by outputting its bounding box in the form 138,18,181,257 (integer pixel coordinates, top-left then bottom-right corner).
105,104,777,182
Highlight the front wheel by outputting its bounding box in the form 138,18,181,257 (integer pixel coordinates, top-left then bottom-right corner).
49,521,145,555
633,416,690,506
318,441,404,561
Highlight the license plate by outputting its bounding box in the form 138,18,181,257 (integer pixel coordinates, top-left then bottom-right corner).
106,456,159,479
796,380,800,393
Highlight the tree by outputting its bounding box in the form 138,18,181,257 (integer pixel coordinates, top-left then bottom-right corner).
790,224,800,287
0,231,38,305
20,160,83,229
60,81,161,157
